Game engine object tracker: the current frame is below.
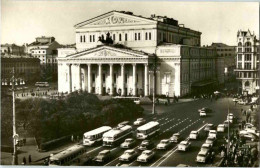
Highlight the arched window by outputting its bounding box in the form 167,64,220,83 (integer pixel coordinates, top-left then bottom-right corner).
119,34,122,41
245,42,251,47
245,81,250,87
238,42,242,46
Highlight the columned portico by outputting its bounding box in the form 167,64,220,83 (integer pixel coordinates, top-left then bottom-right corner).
132,63,137,96
121,63,125,96
87,64,92,93
144,64,149,96
109,64,114,95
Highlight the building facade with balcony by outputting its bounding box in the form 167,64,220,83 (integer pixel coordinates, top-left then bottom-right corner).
235,30,260,95
57,11,223,97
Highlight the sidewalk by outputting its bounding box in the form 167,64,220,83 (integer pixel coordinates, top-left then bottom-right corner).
1,137,79,165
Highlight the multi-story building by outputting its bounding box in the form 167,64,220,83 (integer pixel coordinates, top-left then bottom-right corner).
57,11,223,97
26,36,61,74
1,55,41,85
209,43,236,81
1,44,25,55
235,30,260,95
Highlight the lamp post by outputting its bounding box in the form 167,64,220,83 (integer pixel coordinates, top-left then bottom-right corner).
11,67,18,165
151,54,158,115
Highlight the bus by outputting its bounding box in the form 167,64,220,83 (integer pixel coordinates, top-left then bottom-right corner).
113,96,141,105
35,82,49,87
83,126,112,146
49,144,86,166
103,125,133,147
136,121,160,139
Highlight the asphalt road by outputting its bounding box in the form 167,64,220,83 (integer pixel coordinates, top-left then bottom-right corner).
53,97,246,166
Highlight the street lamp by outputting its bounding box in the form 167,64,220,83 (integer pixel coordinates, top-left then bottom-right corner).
150,54,158,115
11,67,18,165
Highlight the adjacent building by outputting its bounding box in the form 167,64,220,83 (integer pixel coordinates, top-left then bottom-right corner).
1,43,25,56
235,30,260,95
57,10,223,97
1,55,41,85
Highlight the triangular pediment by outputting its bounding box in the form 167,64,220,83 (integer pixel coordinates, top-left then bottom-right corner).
66,46,150,60
75,11,156,28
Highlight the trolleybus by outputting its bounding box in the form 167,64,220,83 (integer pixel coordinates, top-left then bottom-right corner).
136,121,160,139
83,126,112,146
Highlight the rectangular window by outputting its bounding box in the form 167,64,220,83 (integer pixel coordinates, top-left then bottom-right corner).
80,35,82,43
238,48,242,52
93,35,95,42
149,32,152,40
145,33,148,40
238,54,242,61
83,36,86,42
165,73,170,84
135,33,137,41
125,34,127,41
245,63,252,69
237,62,242,69
90,35,92,42
248,72,251,78
245,48,251,52
245,54,251,61
138,33,141,40
119,34,122,41
125,74,127,83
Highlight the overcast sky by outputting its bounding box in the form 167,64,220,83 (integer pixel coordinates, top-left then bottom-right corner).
1,1,259,46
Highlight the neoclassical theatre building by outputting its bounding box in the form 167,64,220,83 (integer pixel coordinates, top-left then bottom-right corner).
58,11,224,97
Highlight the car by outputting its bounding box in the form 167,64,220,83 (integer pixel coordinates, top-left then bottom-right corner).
178,141,191,151
189,131,199,140
239,131,259,142
227,113,234,120
205,137,216,146
204,124,214,132
200,111,206,117
208,130,217,139
217,124,225,132
93,150,111,163
196,150,211,163
118,121,130,127
176,164,190,167
200,143,212,153
170,133,181,143
156,139,171,150
133,118,146,126
119,149,138,162
138,140,154,151
120,138,136,149
137,150,155,163
198,107,212,113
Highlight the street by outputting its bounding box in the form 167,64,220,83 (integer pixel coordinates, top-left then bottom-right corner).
55,97,244,166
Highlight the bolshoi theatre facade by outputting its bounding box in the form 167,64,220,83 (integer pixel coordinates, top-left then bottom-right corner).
57,11,224,97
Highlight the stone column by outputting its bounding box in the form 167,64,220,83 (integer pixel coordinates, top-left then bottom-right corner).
68,64,72,93
109,64,114,95
98,64,102,95
132,63,137,96
87,64,92,93
78,64,82,91
144,63,149,96
121,63,125,96
83,66,87,91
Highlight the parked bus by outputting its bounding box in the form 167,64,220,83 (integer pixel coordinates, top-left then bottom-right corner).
83,126,112,146
103,125,133,147
49,144,86,166
113,96,141,104
136,121,160,139
35,82,49,87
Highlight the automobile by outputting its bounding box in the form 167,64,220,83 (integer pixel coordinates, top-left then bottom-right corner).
137,150,155,163
239,131,259,142
208,130,217,139
204,124,215,132
176,164,190,167
177,141,191,151
120,138,136,149
133,118,146,126
224,120,232,127
157,98,169,105
119,149,138,162
189,131,199,140
156,139,171,150
217,124,225,132
200,111,206,117
93,150,111,163
227,113,234,120
138,140,154,151
238,100,247,105
205,137,216,147
196,150,211,163
198,107,212,113
170,133,181,143
118,121,130,127
200,143,212,153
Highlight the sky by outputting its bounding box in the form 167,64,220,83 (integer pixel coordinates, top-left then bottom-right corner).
1,1,259,46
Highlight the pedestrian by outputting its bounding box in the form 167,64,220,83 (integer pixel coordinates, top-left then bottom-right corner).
23,156,26,165
71,135,74,142
28,155,32,164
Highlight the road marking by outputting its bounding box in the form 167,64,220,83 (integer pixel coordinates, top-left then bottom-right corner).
86,146,102,154
151,123,208,167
